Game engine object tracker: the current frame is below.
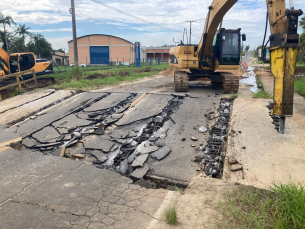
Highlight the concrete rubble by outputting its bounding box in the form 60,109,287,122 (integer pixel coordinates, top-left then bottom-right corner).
19,92,184,180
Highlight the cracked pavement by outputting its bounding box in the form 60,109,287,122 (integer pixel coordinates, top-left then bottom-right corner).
0,74,226,228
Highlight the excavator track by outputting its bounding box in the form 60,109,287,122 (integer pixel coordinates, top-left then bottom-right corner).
174,71,189,92
219,72,240,93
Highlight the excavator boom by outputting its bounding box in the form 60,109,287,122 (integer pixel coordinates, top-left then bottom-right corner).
197,0,237,58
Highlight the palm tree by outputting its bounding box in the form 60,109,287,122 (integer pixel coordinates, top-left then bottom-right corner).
0,30,13,52
10,37,27,53
15,24,31,47
28,34,53,59
0,12,16,52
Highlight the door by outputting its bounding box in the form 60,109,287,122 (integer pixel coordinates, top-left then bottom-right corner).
90,46,109,65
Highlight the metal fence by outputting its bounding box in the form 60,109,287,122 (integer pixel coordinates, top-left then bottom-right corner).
52,57,169,73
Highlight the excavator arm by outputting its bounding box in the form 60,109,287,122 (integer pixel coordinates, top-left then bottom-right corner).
197,0,237,63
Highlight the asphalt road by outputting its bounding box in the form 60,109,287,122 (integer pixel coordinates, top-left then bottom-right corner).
0,73,226,229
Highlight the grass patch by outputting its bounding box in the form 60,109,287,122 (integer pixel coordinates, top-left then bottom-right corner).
48,64,169,90
216,182,305,229
256,76,264,89
165,205,177,225
252,90,273,99
229,92,238,99
295,77,305,98
10,88,20,97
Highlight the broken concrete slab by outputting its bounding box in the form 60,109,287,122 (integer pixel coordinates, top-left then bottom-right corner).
82,135,114,152
0,90,74,125
34,142,61,148
52,114,92,130
90,150,108,163
132,154,148,167
66,143,85,156
84,93,131,112
149,96,218,182
32,126,61,143
151,146,171,160
153,119,173,138
131,163,150,179
133,141,156,155
110,130,129,139
138,145,159,155
116,94,172,126
17,92,106,137
111,113,123,119
22,137,36,148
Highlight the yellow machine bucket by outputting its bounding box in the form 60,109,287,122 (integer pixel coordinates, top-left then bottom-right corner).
270,47,298,116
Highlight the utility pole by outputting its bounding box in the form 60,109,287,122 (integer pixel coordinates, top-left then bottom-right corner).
185,20,196,44
70,0,78,70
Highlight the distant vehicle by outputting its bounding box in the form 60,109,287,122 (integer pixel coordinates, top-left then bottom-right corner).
258,48,269,62
258,48,262,60
70,62,86,67
242,53,245,56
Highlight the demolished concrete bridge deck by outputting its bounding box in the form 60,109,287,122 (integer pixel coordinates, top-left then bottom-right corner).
0,74,227,228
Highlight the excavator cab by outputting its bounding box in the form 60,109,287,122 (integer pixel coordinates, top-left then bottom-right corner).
212,28,244,66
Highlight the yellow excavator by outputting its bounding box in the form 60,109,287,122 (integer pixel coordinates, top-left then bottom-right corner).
169,0,302,133
0,47,53,78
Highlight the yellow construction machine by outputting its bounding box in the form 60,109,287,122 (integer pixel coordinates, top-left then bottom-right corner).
169,0,302,133
0,47,53,79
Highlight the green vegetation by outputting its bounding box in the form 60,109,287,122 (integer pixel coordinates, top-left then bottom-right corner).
10,88,19,97
49,64,169,90
216,182,305,229
252,60,264,64
295,77,305,98
256,76,263,89
252,90,273,99
164,205,177,225
229,92,238,99
252,75,273,98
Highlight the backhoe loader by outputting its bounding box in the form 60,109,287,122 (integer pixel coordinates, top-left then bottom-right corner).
169,0,302,133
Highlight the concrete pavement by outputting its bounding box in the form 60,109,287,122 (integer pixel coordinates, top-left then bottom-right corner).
0,73,227,228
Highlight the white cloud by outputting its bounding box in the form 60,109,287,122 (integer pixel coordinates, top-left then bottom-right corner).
30,28,72,33
1,0,304,50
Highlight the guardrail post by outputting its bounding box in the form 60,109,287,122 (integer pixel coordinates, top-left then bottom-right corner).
16,73,22,93
33,69,38,87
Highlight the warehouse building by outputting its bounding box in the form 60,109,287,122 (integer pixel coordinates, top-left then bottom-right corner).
68,34,135,65
145,47,170,62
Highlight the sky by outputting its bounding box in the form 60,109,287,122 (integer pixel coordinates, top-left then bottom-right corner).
1,0,304,52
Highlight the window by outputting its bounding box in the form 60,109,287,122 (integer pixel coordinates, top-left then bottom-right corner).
19,54,35,71
220,32,240,65
9,56,19,73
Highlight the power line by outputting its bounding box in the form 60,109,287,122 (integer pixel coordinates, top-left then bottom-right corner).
91,0,182,33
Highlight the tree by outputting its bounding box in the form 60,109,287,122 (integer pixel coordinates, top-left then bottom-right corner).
0,30,13,52
27,34,53,59
10,37,27,53
54,48,65,53
0,12,16,52
245,45,250,52
15,24,31,47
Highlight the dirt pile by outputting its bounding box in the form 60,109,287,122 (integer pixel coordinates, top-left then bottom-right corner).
86,72,112,80
135,67,152,73
159,67,182,76
118,71,130,77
